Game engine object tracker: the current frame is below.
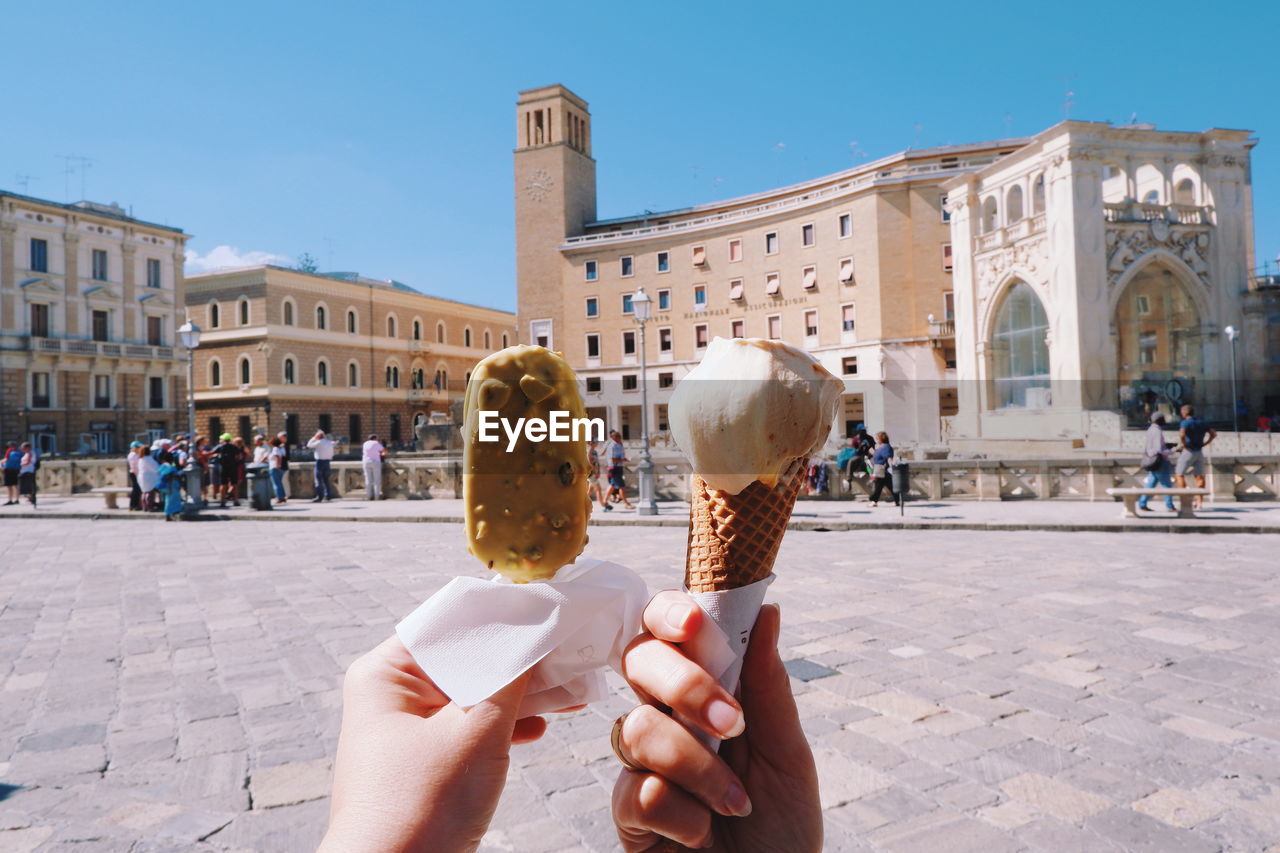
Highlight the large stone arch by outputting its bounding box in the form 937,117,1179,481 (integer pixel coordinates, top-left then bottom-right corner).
1109,251,1209,426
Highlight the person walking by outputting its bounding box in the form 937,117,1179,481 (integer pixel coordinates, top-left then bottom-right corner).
211,433,241,507
17,442,38,507
268,436,288,503
4,441,23,505
586,438,606,510
362,433,387,500
307,430,336,501
276,431,291,499
1137,412,1176,513
126,441,145,511
601,429,634,511
868,431,898,507
1174,404,1217,510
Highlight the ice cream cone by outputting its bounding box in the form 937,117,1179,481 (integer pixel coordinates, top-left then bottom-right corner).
684,459,805,593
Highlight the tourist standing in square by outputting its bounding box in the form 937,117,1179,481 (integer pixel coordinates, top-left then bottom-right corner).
307,430,335,502
1175,404,1216,510
362,433,386,500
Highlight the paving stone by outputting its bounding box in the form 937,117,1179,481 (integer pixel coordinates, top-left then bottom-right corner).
1131,787,1224,829
248,759,331,809
1086,807,1223,852
1000,772,1112,823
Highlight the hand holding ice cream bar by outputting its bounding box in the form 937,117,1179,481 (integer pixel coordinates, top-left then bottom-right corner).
394,345,648,718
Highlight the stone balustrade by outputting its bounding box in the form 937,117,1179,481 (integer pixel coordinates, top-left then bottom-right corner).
33,454,1280,503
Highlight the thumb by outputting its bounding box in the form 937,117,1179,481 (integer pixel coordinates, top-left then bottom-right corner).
739,605,811,762
461,667,534,742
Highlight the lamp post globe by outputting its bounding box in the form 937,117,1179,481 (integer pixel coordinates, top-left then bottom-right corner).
1223,325,1239,433
631,288,658,515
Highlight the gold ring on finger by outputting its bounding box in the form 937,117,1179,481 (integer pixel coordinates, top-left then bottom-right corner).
610,711,644,773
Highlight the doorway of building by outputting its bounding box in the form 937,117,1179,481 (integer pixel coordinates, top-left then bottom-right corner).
1114,263,1203,427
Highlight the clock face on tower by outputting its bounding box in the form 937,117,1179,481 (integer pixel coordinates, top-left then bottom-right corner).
524,168,554,202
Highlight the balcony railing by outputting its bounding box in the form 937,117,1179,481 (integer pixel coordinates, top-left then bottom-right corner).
974,211,1047,254
1104,202,1212,225
928,318,955,342
18,336,174,359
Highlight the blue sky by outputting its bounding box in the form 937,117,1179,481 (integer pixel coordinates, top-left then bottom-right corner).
4,0,1276,311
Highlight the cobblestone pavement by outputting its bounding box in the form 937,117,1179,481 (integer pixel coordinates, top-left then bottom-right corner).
1,520,1278,852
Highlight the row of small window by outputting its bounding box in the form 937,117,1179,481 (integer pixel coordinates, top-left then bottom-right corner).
582,261,868,320
26,372,169,409
583,218,856,281
208,358,452,392
26,238,165,287
27,303,168,345
207,299,507,348
582,356,862,394
584,306,857,358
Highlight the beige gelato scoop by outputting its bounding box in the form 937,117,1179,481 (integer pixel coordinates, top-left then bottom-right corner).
669,337,843,495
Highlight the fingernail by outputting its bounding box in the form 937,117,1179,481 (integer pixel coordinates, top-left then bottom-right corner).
723,781,752,817
666,602,695,632
705,697,745,739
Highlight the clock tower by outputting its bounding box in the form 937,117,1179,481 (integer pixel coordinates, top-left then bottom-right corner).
514,85,597,348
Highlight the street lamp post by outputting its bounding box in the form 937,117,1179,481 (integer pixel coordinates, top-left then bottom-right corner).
1224,325,1240,433
177,318,202,438
631,288,658,515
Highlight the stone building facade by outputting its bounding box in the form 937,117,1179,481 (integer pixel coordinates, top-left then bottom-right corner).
944,122,1259,451
515,85,1267,452
0,191,189,454
183,266,514,448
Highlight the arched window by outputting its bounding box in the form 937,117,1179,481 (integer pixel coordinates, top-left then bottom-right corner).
981,197,999,233
210,359,222,388
464,327,473,347
239,357,251,386
283,299,295,326
1032,174,1046,214
991,281,1050,410
412,319,422,341
502,333,509,348
209,301,221,329
317,360,329,386
347,362,359,388
283,358,296,385
437,321,446,344
1174,178,1195,206
316,305,327,330
1135,163,1163,205
387,315,397,338
385,364,400,389
483,329,491,349
1143,190,1160,205
347,309,357,334
1006,185,1024,223
412,368,425,389
238,297,250,326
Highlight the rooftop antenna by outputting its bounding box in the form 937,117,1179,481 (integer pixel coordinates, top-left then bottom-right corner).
912,123,922,149
14,173,35,193
56,155,93,201
323,236,336,271
1127,111,1138,126
1060,75,1077,120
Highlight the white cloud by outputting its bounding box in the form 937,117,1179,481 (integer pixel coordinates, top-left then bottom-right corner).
184,245,290,273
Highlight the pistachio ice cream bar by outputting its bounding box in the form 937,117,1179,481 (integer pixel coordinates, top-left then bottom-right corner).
462,345,592,583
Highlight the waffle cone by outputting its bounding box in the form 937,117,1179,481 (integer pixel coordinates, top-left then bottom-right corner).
684,461,805,592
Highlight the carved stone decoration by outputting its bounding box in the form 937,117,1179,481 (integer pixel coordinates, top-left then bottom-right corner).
1106,225,1211,289
975,237,1048,298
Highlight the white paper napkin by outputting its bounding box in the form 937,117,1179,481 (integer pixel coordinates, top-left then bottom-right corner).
396,558,649,717
676,574,775,750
